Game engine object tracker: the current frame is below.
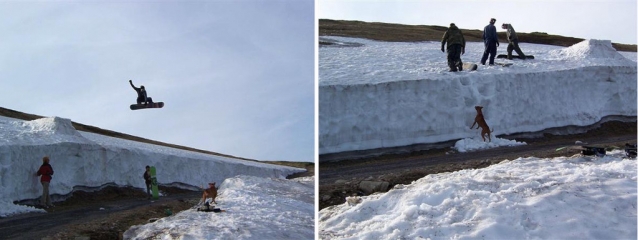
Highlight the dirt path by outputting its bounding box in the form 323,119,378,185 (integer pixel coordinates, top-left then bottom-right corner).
0,167,314,240
319,120,637,209
0,186,200,240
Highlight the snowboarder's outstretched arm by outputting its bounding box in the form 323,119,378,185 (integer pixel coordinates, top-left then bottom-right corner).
129,80,139,90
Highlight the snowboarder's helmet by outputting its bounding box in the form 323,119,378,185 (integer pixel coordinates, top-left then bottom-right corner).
141,85,145,89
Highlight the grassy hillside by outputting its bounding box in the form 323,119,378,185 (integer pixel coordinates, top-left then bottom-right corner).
0,107,313,173
319,19,637,52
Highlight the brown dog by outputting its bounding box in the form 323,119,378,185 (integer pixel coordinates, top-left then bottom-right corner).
201,182,218,204
470,106,493,142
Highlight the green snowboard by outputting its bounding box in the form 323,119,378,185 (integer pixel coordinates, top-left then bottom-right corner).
150,166,159,200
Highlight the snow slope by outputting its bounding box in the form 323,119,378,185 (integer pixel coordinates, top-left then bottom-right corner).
319,38,637,155
0,116,304,217
124,175,314,239
319,151,636,239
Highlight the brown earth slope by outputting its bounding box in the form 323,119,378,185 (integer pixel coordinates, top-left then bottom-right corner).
319,19,637,52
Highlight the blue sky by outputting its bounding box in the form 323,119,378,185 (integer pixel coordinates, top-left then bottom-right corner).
0,1,315,162
319,0,637,45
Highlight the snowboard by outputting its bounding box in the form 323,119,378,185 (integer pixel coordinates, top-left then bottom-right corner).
150,166,159,200
130,102,164,110
494,62,513,67
497,54,534,59
555,145,605,157
462,63,478,71
581,146,607,157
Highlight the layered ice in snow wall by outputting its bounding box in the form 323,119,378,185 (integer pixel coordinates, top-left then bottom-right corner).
0,116,304,216
319,39,637,155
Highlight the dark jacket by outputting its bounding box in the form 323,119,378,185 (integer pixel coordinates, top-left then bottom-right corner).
483,23,499,45
37,163,54,182
144,171,151,185
503,24,518,42
130,82,147,99
441,25,466,48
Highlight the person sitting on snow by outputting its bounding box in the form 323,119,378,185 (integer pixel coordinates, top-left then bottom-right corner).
197,200,225,213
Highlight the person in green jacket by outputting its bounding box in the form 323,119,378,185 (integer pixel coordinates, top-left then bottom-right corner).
501,23,527,59
441,23,466,72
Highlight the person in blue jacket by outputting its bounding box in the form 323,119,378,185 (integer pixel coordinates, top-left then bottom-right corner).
480,18,500,65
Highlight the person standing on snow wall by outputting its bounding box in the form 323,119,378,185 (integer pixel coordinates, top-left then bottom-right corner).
143,166,152,199
501,23,527,60
36,156,54,208
441,23,466,72
480,18,500,65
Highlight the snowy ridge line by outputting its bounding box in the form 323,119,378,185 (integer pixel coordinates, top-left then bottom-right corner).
0,117,94,146
319,63,636,155
0,110,251,161
320,64,637,87
318,38,635,86
0,116,304,217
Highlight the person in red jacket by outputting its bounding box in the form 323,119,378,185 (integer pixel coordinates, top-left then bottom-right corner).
36,156,54,208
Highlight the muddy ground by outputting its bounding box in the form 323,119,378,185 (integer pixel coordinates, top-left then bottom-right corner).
0,186,200,240
319,120,637,210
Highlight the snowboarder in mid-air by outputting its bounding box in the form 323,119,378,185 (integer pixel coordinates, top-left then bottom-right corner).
128,80,164,110
129,80,153,105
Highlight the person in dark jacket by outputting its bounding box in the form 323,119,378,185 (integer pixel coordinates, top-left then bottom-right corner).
143,166,152,199
480,18,500,65
501,23,527,59
441,23,466,72
129,80,153,105
36,156,54,208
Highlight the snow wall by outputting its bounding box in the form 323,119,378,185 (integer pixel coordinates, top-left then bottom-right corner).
319,40,637,155
0,117,304,204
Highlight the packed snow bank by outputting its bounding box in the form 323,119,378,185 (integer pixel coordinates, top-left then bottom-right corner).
319,151,637,239
0,200,45,217
124,175,314,239
319,38,637,155
0,116,304,217
551,39,630,61
454,137,527,152
0,116,92,145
